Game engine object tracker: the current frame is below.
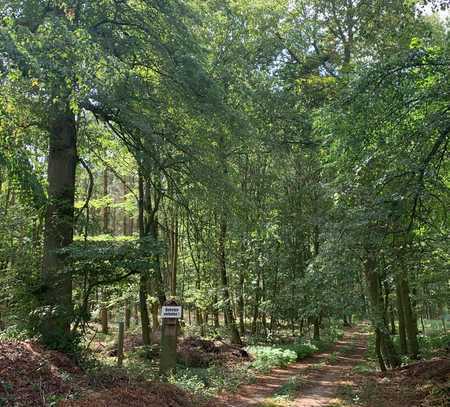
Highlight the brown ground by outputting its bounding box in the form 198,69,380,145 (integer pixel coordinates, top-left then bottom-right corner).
0,340,84,406
349,357,450,407
1,328,448,407
210,325,368,407
210,325,449,407
0,340,193,407
59,383,193,407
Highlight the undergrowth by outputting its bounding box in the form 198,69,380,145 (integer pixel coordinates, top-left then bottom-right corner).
168,363,255,402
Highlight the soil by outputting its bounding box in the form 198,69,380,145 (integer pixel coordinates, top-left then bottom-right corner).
210,325,368,407
351,357,450,407
0,340,84,406
59,383,193,407
210,325,449,407
2,328,447,407
177,336,251,368
0,340,193,407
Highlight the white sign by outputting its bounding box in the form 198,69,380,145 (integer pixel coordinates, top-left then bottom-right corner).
161,306,182,319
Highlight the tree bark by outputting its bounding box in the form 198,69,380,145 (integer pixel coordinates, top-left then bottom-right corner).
375,328,387,372
40,109,77,349
151,301,160,330
218,220,242,345
238,268,245,336
389,303,396,335
102,169,109,234
313,317,320,341
125,301,131,330
251,268,261,335
213,295,220,328
364,253,400,368
395,279,408,354
100,289,108,335
138,173,151,346
139,273,151,345
398,275,419,359
168,214,178,298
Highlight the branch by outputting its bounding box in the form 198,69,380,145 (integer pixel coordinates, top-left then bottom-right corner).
74,157,94,223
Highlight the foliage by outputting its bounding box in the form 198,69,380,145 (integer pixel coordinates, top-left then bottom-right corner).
0,0,448,380
247,346,298,372
279,341,318,360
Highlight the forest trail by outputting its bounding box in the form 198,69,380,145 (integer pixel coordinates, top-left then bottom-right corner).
215,325,368,407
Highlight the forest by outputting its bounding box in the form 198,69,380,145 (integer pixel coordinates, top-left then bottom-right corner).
0,1,449,406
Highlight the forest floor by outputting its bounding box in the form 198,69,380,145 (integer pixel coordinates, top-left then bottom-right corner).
0,324,448,406
209,325,368,407
211,325,449,407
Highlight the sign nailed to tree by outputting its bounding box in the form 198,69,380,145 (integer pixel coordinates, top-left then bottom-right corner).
161,306,182,319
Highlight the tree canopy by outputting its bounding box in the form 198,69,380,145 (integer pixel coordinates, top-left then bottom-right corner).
0,0,448,378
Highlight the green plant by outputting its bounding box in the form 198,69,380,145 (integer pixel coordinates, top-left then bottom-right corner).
207,364,255,392
0,380,13,405
326,352,338,364
0,325,29,341
46,394,66,407
282,341,318,360
247,346,297,372
352,363,374,374
417,332,450,359
171,362,254,397
273,375,306,399
168,371,215,403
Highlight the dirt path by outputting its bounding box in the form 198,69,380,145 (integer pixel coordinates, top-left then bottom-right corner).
215,325,368,407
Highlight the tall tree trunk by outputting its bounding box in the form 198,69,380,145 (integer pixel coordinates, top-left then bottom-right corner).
212,294,220,328
238,268,245,336
151,301,160,330
389,303,396,335
364,253,400,368
40,109,77,349
122,179,128,236
149,215,166,307
100,173,109,335
261,273,267,336
394,233,419,358
111,207,117,235
375,328,387,372
102,169,109,234
138,173,151,346
168,214,178,298
139,273,151,345
0,307,5,331
125,301,131,330
251,268,261,335
213,308,220,328
395,279,408,354
134,303,139,325
100,289,108,335
198,312,205,336
398,275,419,359
313,317,320,341
218,220,242,345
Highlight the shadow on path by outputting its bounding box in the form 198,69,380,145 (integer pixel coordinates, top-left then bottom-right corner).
213,325,369,407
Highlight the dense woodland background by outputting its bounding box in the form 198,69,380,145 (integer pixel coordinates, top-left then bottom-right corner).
0,0,449,386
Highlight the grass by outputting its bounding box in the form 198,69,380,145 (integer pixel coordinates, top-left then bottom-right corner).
64,320,349,404
247,346,298,372
326,351,338,364
352,362,375,374
258,319,449,407
168,362,256,402
257,376,307,407
168,325,342,402
258,400,289,407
